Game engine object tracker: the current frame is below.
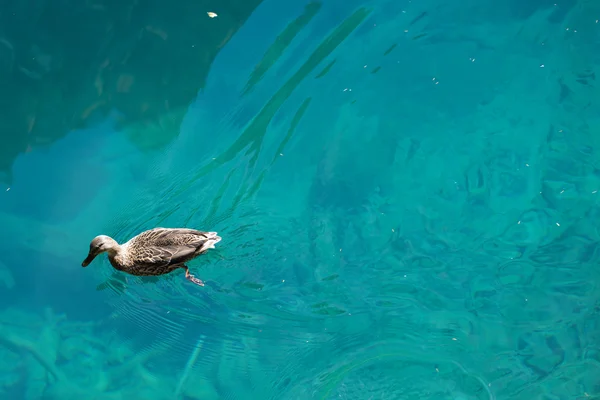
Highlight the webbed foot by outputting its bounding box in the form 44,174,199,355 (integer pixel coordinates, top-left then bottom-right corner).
184,266,205,287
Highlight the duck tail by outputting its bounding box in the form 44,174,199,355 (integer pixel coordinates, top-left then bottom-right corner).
200,232,221,252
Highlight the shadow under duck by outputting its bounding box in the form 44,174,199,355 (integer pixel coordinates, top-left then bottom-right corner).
82,228,221,286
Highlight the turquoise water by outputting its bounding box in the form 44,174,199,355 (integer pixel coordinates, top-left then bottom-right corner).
1,0,599,398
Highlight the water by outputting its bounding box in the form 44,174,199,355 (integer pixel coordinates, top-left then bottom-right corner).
0,0,599,398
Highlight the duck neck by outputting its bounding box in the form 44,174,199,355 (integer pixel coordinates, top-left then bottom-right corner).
106,243,123,258
106,244,127,270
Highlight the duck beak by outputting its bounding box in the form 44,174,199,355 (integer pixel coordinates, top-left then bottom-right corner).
82,253,97,267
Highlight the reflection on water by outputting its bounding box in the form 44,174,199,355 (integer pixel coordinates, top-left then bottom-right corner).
1,0,600,398
0,0,263,181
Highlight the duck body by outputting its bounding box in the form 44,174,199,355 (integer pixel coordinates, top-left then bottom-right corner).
82,228,221,286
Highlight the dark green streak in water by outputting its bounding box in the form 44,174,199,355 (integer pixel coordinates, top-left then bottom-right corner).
242,2,322,96
231,179,250,209
383,43,397,56
207,167,238,218
408,11,428,27
314,59,336,79
243,170,266,201
185,201,208,227
154,204,181,226
240,96,312,201
271,97,312,165
312,305,346,316
370,66,381,74
242,282,264,290
176,7,372,198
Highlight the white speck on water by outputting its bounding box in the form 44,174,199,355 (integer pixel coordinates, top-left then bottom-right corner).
282,279,285,283
5,188,9,192
560,189,565,194
540,64,545,68
593,190,598,194
207,11,217,18
518,220,521,224
556,222,560,226
280,153,283,156
525,163,530,167
391,228,395,232
452,338,457,341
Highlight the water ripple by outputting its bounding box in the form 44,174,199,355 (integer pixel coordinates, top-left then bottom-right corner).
8,1,597,399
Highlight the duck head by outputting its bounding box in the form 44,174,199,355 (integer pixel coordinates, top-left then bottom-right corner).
82,235,119,267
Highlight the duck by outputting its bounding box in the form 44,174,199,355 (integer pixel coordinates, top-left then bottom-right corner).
81,228,221,286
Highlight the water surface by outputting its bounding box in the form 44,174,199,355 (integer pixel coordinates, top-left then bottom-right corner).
1,0,599,399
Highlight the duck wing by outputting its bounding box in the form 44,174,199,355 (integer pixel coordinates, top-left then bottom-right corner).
132,228,218,247
130,243,202,269
128,228,221,271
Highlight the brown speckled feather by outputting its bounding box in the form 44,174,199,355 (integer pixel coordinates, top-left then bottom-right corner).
114,228,221,276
